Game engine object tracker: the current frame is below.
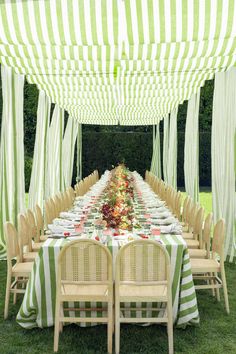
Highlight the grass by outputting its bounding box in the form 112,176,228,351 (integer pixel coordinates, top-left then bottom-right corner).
0,191,234,354
181,187,212,216
0,261,235,354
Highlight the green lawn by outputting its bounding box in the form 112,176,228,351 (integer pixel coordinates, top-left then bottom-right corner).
0,260,235,354
1,190,234,354
181,188,212,216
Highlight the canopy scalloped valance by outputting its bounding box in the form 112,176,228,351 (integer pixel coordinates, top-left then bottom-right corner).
0,0,236,125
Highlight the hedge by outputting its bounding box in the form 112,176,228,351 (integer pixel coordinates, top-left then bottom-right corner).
69,130,211,190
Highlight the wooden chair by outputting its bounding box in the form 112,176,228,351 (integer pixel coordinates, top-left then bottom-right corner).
54,239,113,353
17,214,38,262
4,222,33,319
180,196,190,228
190,219,229,313
35,204,48,242
188,213,213,259
26,209,43,251
185,207,204,249
115,240,173,354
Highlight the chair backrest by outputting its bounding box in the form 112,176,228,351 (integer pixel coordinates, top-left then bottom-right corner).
26,209,37,241
4,222,20,264
185,197,193,224
53,195,61,217
35,204,44,239
212,219,225,259
58,239,112,284
193,206,205,235
45,200,53,227
116,240,171,284
202,212,213,244
18,213,31,256
175,191,182,219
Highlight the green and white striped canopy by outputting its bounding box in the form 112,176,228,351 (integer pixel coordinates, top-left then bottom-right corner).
0,0,236,125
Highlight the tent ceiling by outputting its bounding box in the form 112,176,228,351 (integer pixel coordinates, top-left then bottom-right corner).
0,0,236,125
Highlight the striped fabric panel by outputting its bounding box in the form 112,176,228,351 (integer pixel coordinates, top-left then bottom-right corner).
0,0,119,46
28,91,51,211
0,66,25,258
45,105,64,199
0,0,236,124
124,0,236,44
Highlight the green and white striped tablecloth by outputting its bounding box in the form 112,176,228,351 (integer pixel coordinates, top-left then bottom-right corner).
17,234,199,329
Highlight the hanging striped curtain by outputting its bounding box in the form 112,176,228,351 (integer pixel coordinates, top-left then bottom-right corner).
0,65,25,257
184,91,200,203
0,1,235,125
167,109,178,189
77,124,82,181
28,91,51,210
150,124,161,178
163,109,178,188
62,116,78,189
163,115,169,183
212,68,236,261
45,105,64,198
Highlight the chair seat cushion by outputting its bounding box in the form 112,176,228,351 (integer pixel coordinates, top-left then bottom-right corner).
182,232,194,239
190,258,220,273
188,249,207,259
185,239,200,249
23,252,38,262
119,284,168,302
13,262,33,275
61,284,109,301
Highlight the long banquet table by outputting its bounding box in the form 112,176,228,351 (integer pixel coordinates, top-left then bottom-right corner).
17,171,199,329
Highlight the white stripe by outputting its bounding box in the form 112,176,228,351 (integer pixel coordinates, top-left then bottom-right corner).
177,309,199,325
198,0,205,41
83,0,93,45
187,0,194,41
61,1,72,45
141,1,149,43
209,0,217,40
50,0,61,44
175,0,182,42
95,0,103,45
39,1,51,44
130,0,139,43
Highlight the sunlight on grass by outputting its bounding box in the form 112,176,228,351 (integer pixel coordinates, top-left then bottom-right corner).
181,188,212,216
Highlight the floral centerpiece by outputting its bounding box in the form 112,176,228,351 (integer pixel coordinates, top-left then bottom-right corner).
100,164,134,230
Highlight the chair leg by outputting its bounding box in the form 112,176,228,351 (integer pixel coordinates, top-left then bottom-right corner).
59,305,64,333
115,302,120,354
221,268,230,314
167,303,174,354
4,272,12,320
215,273,220,301
54,298,60,352
13,277,18,304
210,273,216,297
107,299,113,354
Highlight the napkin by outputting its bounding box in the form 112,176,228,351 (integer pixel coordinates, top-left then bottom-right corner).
160,223,182,235
152,217,178,225
59,212,80,220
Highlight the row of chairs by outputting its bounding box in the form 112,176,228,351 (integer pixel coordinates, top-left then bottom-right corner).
145,171,229,314
145,171,182,219
4,171,99,320
4,207,45,319
54,238,173,354
44,187,75,227
74,170,99,197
